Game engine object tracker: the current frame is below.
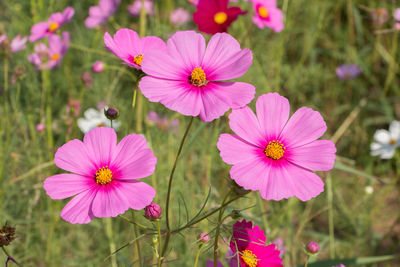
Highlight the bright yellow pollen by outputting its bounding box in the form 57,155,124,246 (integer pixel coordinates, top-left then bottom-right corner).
51,53,60,61
49,22,59,32
97,123,105,127
214,12,228,24
390,139,396,145
264,140,285,160
241,249,258,267
133,54,143,66
95,166,113,185
258,6,269,18
190,67,207,86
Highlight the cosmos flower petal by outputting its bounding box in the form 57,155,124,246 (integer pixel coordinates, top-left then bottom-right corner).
230,157,271,192
229,107,265,147
112,29,140,57
54,139,96,176
373,129,390,144
380,148,396,159
286,140,336,171
217,134,260,165
29,22,49,42
44,174,95,199
60,188,98,224
256,93,290,140
202,33,252,80
141,50,187,80
91,182,131,218
389,120,400,140
83,127,117,168
117,181,156,210
139,36,167,54
280,107,327,148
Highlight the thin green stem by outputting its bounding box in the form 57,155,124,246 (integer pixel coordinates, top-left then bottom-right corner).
118,215,152,230
156,220,162,267
194,244,203,267
213,191,231,267
3,54,8,93
105,218,117,267
132,211,143,267
162,117,195,258
69,43,115,58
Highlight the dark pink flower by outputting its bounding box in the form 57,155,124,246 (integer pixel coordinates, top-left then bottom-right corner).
29,7,74,42
230,220,283,267
104,28,166,70
193,0,246,34
92,60,105,73
306,241,319,254
139,31,255,122
144,203,162,220
85,0,120,29
217,93,336,201
43,127,157,224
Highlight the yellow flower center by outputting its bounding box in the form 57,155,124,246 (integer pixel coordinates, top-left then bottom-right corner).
214,12,228,24
264,140,285,160
258,6,269,18
241,249,258,267
190,67,207,86
49,22,59,32
133,54,143,66
95,166,113,185
51,53,60,61
390,139,396,145
97,123,105,127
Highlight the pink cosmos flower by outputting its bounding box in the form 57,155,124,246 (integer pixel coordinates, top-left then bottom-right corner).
92,60,105,73
0,34,6,44
10,35,28,52
127,0,154,16
193,0,246,34
336,64,361,80
28,32,70,70
170,8,191,27
230,220,283,267
104,28,166,70
217,93,336,201
250,0,284,32
43,127,157,224
371,8,388,26
29,7,74,42
85,0,120,29
394,8,400,21
139,31,255,122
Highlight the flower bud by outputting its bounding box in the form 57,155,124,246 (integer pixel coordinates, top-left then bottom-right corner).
0,225,16,246
306,241,319,254
198,232,210,243
105,107,119,120
145,203,162,220
36,123,45,132
92,61,105,73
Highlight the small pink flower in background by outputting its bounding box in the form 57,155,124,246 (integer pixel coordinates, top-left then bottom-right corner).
92,60,105,73
187,0,198,5
10,35,28,52
128,0,154,16
85,0,120,29
146,111,159,123
273,238,286,257
332,265,346,267
217,93,336,201
36,123,45,132
250,0,284,32
28,32,70,70
0,34,6,44
198,232,210,243
193,0,246,34
394,8,400,21
139,31,255,122
395,22,400,30
371,8,388,26
206,260,224,267
336,64,361,80
230,220,283,267
170,8,190,27
29,7,74,42
66,99,81,117
97,100,107,110
104,28,166,70
146,111,179,132
43,127,157,224
306,241,319,254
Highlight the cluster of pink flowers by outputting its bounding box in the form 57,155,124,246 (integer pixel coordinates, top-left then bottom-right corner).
0,34,28,54
85,0,120,29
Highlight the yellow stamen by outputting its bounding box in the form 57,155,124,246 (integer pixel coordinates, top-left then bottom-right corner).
264,140,285,160
258,6,269,18
241,249,258,267
214,12,228,24
97,123,105,127
51,53,60,61
390,139,396,145
133,54,143,66
95,166,113,185
190,67,207,86
49,22,59,32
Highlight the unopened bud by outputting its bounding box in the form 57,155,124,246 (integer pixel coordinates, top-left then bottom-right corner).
105,107,119,120
306,241,319,254
198,233,210,243
145,203,162,221
0,224,16,246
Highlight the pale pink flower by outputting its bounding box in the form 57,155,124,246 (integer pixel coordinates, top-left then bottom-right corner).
251,0,284,32
11,35,28,52
371,8,389,26
92,61,105,73
36,123,45,132
85,0,120,29
0,34,6,44
104,28,166,70
127,0,154,16
217,93,336,201
43,127,157,224
170,8,190,27
139,31,255,122
29,7,74,42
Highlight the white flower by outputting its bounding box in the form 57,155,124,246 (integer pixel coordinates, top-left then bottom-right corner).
365,185,374,194
370,120,400,159
77,108,121,134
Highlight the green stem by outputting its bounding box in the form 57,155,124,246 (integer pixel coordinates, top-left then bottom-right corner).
105,218,117,267
132,211,143,267
194,244,203,267
3,53,8,93
305,256,309,267
156,220,162,267
69,43,114,58
213,191,231,267
118,215,152,230
162,117,195,258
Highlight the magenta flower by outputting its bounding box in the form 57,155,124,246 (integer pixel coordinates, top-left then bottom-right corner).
336,64,361,80
10,35,28,52
29,7,74,42
139,31,255,122
28,32,70,70
104,28,166,70
217,93,336,201
230,220,283,267
206,260,224,267
43,127,157,224
92,60,105,73
250,0,284,32
193,0,246,34
85,0,120,29
170,8,191,27
127,0,154,16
